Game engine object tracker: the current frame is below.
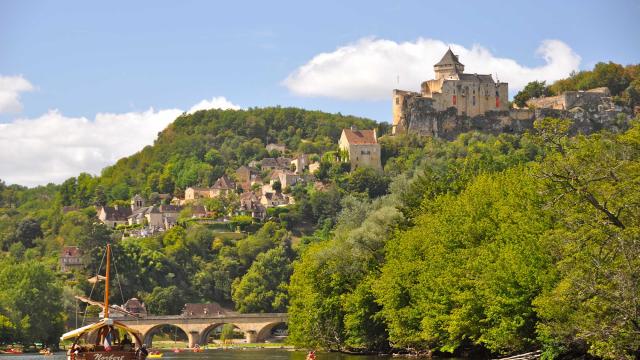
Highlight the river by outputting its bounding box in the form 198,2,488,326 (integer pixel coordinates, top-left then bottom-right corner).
0,350,395,360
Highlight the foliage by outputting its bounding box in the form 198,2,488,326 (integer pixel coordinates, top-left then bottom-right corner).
513,81,550,108
532,120,640,360
232,246,293,313
0,259,64,345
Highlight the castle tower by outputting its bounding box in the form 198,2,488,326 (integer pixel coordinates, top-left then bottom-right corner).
434,48,464,80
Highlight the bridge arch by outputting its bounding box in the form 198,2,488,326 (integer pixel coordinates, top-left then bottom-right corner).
256,321,288,342
142,323,191,348
199,322,246,345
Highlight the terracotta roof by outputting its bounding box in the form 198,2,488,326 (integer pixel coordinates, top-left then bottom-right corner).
342,129,378,145
61,246,82,258
212,175,236,190
435,48,463,67
100,206,132,221
181,303,233,317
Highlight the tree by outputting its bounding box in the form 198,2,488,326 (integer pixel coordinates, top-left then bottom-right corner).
533,120,640,359
0,260,64,345
144,286,186,315
374,168,553,354
345,167,390,198
232,246,293,313
513,80,549,108
13,218,42,248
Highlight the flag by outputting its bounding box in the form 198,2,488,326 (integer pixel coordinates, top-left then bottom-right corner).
103,332,112,351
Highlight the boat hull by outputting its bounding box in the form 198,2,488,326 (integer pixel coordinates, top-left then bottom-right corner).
69,351,143,360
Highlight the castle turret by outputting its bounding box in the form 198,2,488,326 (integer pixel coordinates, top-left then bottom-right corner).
434,48,464,80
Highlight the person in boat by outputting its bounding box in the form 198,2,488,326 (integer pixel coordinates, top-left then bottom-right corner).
121,334,133,350
306,350,316,360
136,344,149,360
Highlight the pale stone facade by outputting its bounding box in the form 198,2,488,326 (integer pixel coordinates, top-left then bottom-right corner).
393,49,509,134
339,128,382,171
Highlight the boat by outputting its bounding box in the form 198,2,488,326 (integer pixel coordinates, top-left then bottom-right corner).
60,244,147,360
1,348,23,355
147,352,163,358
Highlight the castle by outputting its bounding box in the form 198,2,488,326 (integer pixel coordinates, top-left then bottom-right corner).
392,50,630,139
393,49,509,134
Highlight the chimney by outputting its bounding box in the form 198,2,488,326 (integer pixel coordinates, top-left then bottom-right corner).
350,125,357,131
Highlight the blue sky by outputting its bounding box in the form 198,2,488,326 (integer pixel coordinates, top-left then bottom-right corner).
1,0,639,186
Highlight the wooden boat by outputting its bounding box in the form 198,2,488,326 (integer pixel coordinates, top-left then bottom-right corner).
0,349,23,355
60,244,147,360
147,352,163,358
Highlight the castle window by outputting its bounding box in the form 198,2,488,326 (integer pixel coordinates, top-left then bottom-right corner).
395,97,399,105
472,96,476,106
495,91,499,97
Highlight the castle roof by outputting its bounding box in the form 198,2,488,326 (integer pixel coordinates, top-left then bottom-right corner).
342,129,378,145
435,48,463,67
458,73,495,83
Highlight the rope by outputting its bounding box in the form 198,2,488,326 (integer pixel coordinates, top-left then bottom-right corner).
82,246,106,326
111,246,126,305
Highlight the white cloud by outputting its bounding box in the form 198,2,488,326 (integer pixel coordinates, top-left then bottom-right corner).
0,75,35,113
188,96,241,113
283,38,581,100
0,96,241,187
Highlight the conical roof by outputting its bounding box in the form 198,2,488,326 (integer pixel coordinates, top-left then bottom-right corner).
435,48,462,67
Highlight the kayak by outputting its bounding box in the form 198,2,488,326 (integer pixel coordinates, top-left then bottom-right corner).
148,354,163,358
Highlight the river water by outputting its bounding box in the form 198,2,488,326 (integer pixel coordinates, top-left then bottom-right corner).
0,350,395,360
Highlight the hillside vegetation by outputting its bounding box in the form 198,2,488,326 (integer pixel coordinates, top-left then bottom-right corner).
1,70,640,359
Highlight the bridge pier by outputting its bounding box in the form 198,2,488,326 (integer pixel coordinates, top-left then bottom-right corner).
244,330,257,344
187,331,200,348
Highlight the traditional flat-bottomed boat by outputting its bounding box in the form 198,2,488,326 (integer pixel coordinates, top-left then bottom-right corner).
60,244,147,360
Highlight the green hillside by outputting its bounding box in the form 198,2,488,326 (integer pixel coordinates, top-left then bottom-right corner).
1,81,640,359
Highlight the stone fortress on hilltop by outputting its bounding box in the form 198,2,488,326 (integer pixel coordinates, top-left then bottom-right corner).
392,49,631,138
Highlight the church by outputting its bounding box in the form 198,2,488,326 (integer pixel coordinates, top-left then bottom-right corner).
392,49,509,134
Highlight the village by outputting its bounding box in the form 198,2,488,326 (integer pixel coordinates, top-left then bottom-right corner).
85,127,381,239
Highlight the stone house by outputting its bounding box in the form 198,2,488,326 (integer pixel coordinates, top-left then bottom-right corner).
392,49,509,134
260,192,293,208
239,192,266,220
339,127,382,171
260,157,293,171
211,175,236,197
266,143,286,154
308,162,321,174
97,205,132,228
60,246,83,272
290,154,309,174
270,169,302,189
185,187,212,202
236,166,262,191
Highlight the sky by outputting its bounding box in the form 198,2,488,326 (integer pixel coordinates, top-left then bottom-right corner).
1,0,639,187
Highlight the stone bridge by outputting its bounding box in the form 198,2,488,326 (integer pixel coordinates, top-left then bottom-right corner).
117,313,288,347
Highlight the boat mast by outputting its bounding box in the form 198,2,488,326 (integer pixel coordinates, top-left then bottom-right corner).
104,243,110,319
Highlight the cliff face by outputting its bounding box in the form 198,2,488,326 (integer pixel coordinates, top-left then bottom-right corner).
400,89,631,140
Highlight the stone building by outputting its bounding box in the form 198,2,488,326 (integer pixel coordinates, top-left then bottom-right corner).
60,246,83,272
339,127,382,171
236,166,261,191
393,49,509,134
97,205,132,228
266,143,286,154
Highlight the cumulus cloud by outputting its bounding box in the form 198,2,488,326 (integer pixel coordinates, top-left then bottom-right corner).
0,75,35,113
188,96,241,113
0,96,241,187
283,38,581,100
